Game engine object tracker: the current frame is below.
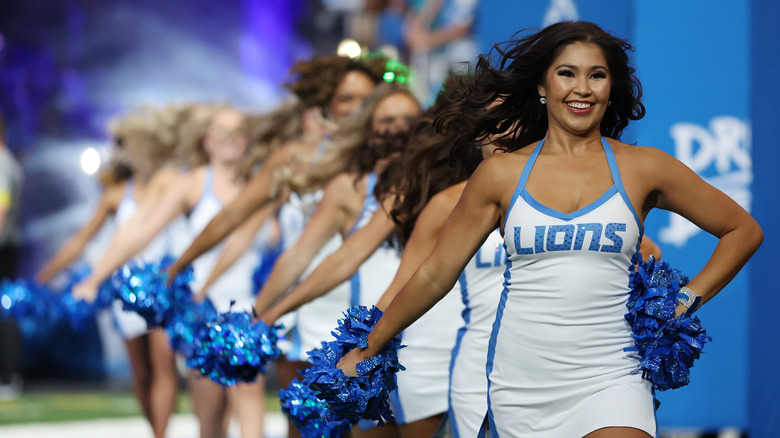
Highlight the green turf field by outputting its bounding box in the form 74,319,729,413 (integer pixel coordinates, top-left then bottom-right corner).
0,392,281,426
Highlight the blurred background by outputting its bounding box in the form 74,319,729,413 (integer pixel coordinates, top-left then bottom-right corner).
0,0,778,436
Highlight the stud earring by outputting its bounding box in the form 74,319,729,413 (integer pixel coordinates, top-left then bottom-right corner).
608,100,612,106
540,97,547,104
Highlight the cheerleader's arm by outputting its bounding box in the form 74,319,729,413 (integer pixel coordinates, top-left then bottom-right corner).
36,181,124,284
259,195,397,325
196,198,282,300
338,153,504,374
72,172,193,301
375,181,464,310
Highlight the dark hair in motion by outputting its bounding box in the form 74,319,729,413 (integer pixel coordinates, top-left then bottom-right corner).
285,55,387,110
289,82,419,193
436,21,645,151
376,77,483,246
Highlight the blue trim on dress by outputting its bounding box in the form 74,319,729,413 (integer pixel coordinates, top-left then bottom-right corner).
195,166,224,208
347,173,378,307
601,138,644,234
477,421,487,438
448,272,470,438
389,388,406,425
485,244,512,438
347,172,378,237
511,137,644,227
520,185,619,221
349,272,361,308
503,140,544,231
652,388,660,438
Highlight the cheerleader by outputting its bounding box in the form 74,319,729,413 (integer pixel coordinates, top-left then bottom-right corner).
260,86,476,436
166,54,389,283
338,21,762,437
187,104,306,300
164,55,389,438
73,106,276,438
37,106,182,438
255,83,420,438
376,112,662,438
256,80,472,322
254,82,420,325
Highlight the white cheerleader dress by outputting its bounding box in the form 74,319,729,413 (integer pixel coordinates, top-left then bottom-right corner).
347,173,400,308
187,167,272,313
447,228,505,437
487,137,656,437
389,191,467,425
278,190,352,362
112,179,177,339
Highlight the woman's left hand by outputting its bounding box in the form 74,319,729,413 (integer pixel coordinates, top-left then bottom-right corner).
72,279,99,303
336,347,368,378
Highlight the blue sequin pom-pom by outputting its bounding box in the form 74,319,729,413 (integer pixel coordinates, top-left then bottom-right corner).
279,378,351,438
112,256,194,327
186,310,281,386
165,297,219,359
294,305,404,427
1,268,114,334
0,278,56,334
57,266,114,332
625,256,712,391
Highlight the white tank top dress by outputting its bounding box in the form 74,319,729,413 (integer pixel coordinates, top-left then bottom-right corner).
187,167,226,299
347,173,401,308
279,190,352,362
389,194,469,426
448,228,505,437
487,138,656,437
211,219,275,313
346,173,403,431
112,179,174,339
187,167,271,314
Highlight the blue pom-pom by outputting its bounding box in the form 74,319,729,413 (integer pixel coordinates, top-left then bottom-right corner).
1,269,115,334
279,378,351,438
625,256,712,391
55,266,114,332
58,293,98,332
165,297,219,358
185,310,282,386
294,305,404,426
112,255,194,327
0,278,57,334
252,244,283,294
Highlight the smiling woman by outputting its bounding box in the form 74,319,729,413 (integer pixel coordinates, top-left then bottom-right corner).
337,21,762,438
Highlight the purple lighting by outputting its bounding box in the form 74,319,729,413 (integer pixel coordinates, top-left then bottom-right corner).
241,0,310,92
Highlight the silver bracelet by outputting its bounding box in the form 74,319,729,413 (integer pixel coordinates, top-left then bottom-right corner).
677,286,702,313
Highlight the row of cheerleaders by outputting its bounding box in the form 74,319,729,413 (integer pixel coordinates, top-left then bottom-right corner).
0,254,710,435
0,24,717,438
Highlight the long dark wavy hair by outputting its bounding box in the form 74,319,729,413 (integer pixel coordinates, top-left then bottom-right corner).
436,21,645,152
376,77,483,246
